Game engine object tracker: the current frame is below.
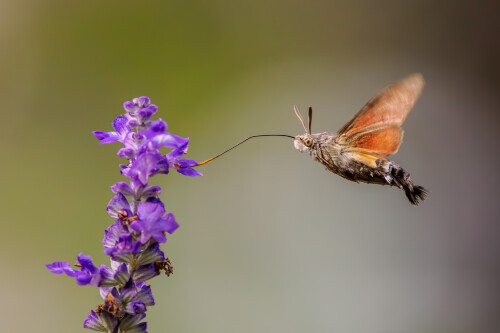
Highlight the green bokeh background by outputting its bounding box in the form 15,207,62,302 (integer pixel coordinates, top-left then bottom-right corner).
2,1,499,332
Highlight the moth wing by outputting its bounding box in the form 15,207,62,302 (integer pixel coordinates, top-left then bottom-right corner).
342,148,387,169
337,73,424,138
345,126,404,156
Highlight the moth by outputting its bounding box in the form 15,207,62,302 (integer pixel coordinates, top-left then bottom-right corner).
191,73,427,205
293,73,427,205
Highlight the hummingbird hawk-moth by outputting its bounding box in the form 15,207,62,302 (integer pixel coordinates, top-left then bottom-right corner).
192,73,427,205
293,73,427,205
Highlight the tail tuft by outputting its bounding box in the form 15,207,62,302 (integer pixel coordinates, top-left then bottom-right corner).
405,185,428,206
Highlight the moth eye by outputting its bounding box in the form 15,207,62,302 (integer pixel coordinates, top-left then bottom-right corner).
303,138,313,147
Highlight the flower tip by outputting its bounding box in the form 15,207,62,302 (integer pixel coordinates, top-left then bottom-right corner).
123,101,138,112
133,96,151,107
93,131,108,141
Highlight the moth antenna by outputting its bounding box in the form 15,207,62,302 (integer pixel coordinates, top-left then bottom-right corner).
308,106,313,134
189,134,295,167
294,105,309,134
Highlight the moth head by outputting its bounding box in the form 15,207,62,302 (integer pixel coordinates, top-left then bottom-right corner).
294,133,315,152
293,105,314,152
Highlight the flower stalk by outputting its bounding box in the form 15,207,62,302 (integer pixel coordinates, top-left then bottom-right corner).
47,96,201,332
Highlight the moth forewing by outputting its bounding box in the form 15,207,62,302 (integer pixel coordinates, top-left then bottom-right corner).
337,73,425,138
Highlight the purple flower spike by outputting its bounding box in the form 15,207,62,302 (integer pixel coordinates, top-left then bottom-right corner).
48,96,201,330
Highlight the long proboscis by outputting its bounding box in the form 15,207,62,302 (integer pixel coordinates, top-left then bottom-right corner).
189,134,295,167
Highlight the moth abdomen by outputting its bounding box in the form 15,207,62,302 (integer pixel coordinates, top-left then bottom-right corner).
384,161,428,205
405,185,428,206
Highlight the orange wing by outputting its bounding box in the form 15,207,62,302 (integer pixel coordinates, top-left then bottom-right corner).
337,73,425,138
345,126,404,156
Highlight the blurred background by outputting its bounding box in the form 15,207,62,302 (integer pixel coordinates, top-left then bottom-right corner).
2,1,499,332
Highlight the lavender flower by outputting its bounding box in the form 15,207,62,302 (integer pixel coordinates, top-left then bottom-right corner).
47,96,201,332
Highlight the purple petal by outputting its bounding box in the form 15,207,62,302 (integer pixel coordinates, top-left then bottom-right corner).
93,131,120,144
135,322,148,332
141,119,167,139
136,285,155,306
135,242,165,266
126,300,147,314
167,140,190,158
76,273,93,286
96,265,115,287
123,101,139,112
148,104,158,113
106,193,131,219
113,263,130,285
112,115,128,132
149,133,188,149
119,314,146,332
46,261,79,277
133,96,150,107
99,287,113,300
93,131,110,141
127,119,139,128
137,107,154,123
110,182,135,197
177,167,203,177
83,310,107,331
137,200,165,220
128,151,162,186
117,148,135,159
96,311,118,332
77,254,98,273
163,212,179,234
173,158,203,177
140,185,162,198
130,199,175,244
132,263,160,282
103,220,128,248
149,229,167,243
